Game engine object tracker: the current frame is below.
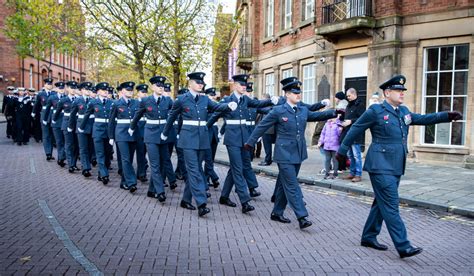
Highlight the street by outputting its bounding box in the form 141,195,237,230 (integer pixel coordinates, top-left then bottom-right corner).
0,126,473,275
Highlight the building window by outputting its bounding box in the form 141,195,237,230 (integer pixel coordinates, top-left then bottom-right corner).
58,72,62,81
283,0,292,30
265,0,274,37
302,63,316,104
265,73,275,96
29,64,34,88
302,0,314,20
422,44,469,146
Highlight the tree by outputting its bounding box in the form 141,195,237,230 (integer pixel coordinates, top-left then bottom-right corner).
4,0,85,61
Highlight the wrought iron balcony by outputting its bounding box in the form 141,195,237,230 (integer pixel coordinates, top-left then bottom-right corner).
237,35,252,71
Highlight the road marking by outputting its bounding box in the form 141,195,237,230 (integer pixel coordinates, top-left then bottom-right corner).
38,200,103,276
29,158,36,174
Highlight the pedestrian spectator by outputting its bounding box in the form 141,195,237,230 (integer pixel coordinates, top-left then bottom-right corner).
334,91,348,171
317,116,343,179
369,92,381,106
341,88,365,182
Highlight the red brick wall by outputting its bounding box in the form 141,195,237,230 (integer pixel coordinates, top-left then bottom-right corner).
0,0,21,92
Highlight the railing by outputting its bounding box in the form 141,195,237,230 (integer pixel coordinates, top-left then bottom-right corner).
239,35,252,59
321,0,373,24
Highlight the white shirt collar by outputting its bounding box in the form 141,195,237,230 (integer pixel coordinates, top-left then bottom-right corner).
153,94,161,101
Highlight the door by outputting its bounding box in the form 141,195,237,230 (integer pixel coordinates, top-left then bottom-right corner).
344,76,367,152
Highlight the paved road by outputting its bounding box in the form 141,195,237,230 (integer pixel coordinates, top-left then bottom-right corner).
0,132,473,275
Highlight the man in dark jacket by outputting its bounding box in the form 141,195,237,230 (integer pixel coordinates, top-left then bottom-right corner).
341,88,365,182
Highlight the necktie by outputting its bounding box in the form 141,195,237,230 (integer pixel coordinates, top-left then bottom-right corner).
238,97,242,105
195,95,199,103
157,97,161,106
395,108,400,117
293,106,297,113
102,99,106,105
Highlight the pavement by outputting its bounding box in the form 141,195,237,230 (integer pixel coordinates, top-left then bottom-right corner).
214,144,474,218
0,123,473,275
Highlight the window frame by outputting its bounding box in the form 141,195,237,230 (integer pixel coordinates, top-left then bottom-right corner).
302,0,314,21
283,0,292,30
265,0,274,38
265,72,275,97
302,63,316,104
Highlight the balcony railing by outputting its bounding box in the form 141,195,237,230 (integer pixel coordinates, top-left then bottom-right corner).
239,35,252,59
322,0,373,24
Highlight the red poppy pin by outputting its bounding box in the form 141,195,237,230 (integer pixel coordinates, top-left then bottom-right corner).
147,106,153,112
282,117,288,122
79,105,84,110
119,107,124,112
184,107,190,112
95,107,99,112
384,114,389,123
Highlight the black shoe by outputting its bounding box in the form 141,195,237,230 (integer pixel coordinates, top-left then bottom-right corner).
298,217,313,229
198,204,210,217
91,159,97,167
206,192,211,198
212,179,220,189
249,188,261,197
157,193,166,203
57,160,66,167
169,182,177,190
147,191,158,198
129,185,137,193
118,169,122,176
399,246,423,258
270,195,276,203
180,200,196,210
68,167,75,173
258,161,271,166
242,202,255,213
73,166,80,171
271,213,291,223
46,154,54,161
219,197,237,207
17,142,22,146
361,240,388,251
138,176,148,182
120,183,129,190
82,170,91,177
98,176,109,185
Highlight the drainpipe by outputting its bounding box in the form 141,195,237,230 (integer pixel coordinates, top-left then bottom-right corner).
411,40,420,160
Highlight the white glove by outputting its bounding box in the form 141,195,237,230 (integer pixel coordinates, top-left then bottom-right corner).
42,120,47,125
31,113,35,118
228,101,237,111
321,99,331,107
218,133,224,140
271,96,279,105
128,128,134,136
176,134,180,139
51,120,56,124
77,128,84,133
257,137,262,143
67,127,73,132
109,139,114,146
160,133,168,141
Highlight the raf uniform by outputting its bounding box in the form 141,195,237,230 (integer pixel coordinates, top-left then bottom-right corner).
28,88,42,142
203,87,220,188
80,82,113,185
130,77,176,202
68,82,94,177
161,82,178,185
54,81,79,172
246,79,338,229
3,86,16,139
161,72,232,216
33,78,56,160
11,88,33,145
207,74,274,212
337,75,462,258
135,85,149,183
108,81,140,193
43,82,66,166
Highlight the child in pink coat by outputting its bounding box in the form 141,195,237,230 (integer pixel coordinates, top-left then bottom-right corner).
317,117,343,179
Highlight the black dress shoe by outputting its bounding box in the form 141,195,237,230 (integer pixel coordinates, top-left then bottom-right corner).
169,182,177,190
206,192,211,198
219,197,237,207
91,159,97,167
270,213,291,223
138,176,148,182
249,188,261,197
399,246,423,258
361,240,388,251
46,154,54,161
180,201,196,210
101,176,109,185
57,160,66,167
212,179,220,189
298,217,313,229
157,193,166,203
270,195,276,203
68,167,75,173
198,204,210,217
82,170,92,177
242,202,255,213
129,185,137,193
147,191,158,198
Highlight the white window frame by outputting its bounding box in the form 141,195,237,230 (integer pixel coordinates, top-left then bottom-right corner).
303,0,314,21
265,73,275,97
302,63,316,104
265,0,274,37
283,0,292,30
421,44,469,146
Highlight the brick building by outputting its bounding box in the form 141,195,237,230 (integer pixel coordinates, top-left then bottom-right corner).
0,0,86,98
229,0,473,167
